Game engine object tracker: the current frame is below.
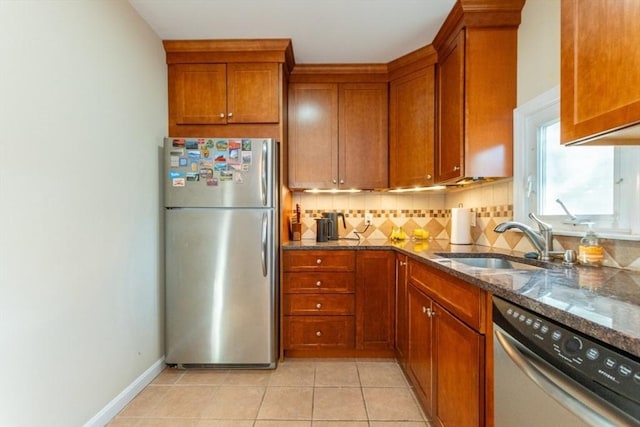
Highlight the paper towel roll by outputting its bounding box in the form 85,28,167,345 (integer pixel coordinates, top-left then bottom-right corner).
451,208,472,245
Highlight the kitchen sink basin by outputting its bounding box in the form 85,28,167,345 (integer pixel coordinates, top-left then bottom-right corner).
434,254,543,270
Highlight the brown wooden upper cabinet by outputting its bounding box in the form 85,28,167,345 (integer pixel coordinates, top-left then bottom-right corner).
561,0,640,145
163,39,293,137
288,81,388,190
169,62,279,126
433,1,524,183
389,47,437,189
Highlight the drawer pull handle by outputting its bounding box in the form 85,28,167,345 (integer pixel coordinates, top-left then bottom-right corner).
316,281,322,287
316,258,322,264
316,331,323,337
399,261,407,266
422,306,433,317
316,303,322,309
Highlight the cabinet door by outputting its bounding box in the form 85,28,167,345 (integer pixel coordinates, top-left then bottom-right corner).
433,302,484,427
169,64,227,125
227,63,279,124
407,284,433,416
288,83,339,189
561,0,640,144
339,83,389,189
436,30,465,183
395,253,409,367
356,251,395,350
390,66,435,188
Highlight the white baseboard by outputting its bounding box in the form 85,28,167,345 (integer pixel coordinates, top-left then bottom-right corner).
84,356,165,427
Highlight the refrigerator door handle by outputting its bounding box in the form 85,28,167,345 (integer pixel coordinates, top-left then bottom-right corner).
261,212,268,277
261,140,268,207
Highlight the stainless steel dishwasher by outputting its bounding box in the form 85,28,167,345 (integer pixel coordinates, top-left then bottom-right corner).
493,296,640,426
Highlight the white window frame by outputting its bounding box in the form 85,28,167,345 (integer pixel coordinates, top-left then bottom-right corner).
513,86,640,240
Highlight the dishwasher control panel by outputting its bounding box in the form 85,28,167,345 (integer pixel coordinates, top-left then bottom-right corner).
493,297,640,414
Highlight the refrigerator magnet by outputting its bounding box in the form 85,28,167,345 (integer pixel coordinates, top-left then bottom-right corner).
179,157,188,167
169,170,185,179
186,172,199,181
185,139,198,149
215,140,228,151
234,171,243,184
187,150,200,159
241,139,252,151
172,177,185,187
200,158,213,168
200,168,213,180
170,156,179,168
206,139,215,148
214,162,227,172
220,170,233,181
190,160,198,172
214,151,227,162
241,151,252,165
206,177,218,187
172,138,185,147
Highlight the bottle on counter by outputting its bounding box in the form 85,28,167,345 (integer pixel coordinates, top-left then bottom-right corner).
578,223,604,267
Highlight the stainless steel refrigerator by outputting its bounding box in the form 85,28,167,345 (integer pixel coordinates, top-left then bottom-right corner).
163,137,278,368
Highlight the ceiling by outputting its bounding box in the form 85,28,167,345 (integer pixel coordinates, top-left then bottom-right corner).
128,0,457,64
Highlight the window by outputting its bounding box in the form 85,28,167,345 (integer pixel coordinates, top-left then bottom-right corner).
514,86,640,239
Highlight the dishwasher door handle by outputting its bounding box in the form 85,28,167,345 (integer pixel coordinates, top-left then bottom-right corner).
495,328,636,427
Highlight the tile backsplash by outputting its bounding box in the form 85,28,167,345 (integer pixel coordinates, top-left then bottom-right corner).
291,179,640,271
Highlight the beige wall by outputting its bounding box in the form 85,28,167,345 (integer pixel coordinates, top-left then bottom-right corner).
516,0,561,106
0,1,167,425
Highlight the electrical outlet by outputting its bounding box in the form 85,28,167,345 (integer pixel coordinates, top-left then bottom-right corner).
364,213,373,225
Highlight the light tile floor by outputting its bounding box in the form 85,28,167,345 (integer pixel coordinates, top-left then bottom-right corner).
109,358,430,427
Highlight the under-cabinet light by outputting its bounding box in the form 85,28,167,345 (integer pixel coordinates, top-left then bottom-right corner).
387,186,447,193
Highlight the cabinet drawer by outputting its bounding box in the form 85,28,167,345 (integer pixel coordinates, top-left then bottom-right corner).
283,316,355,349
284,272,355,293
284,294,354,315
283,250,355,272
408,260,486,332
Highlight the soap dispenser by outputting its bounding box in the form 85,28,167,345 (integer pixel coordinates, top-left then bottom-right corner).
578,223,604,267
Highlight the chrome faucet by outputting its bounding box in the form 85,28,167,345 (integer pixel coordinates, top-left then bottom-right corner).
493,213,561,261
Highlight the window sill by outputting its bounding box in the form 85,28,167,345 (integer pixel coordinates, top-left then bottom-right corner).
553,229,640,242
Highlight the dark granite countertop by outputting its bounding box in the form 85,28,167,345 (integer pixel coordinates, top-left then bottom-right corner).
283,239,640,359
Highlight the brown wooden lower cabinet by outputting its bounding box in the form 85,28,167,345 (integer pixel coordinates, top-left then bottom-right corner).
356,250,395,350
282,249,395,357
408,284,434,414
405,260,488,427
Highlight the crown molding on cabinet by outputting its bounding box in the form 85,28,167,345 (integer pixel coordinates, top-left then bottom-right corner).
163,38,295,75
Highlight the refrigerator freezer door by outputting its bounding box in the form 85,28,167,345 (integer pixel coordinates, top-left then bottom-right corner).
164,138,276,208
165,208,277,366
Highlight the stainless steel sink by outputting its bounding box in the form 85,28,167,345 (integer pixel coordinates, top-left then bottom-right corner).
434,253,543,270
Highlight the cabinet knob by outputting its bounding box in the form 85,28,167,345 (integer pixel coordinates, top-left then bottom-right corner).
422,306,433,317
316,331,323,337
332,179,337,184
316,258,322,264
340,179,344,184
316,303,322,309
453,165,461,172
399,261,407,266
219,113,225,118
422,306,428,314
426,174,432,180
228,112,233,118
316,280,322,287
